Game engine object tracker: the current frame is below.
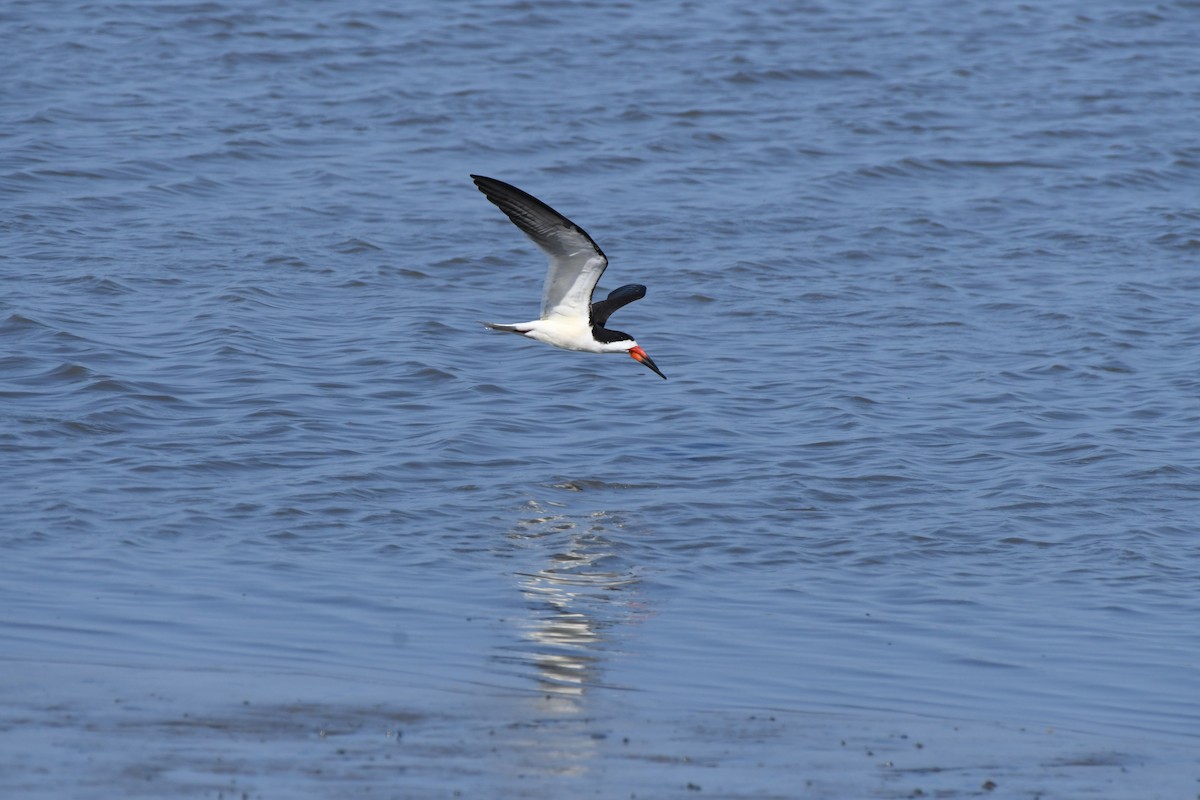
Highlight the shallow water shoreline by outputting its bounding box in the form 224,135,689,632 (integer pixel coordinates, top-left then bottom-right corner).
3,659,1195,799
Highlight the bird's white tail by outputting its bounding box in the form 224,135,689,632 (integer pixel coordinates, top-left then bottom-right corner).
482,322,527,334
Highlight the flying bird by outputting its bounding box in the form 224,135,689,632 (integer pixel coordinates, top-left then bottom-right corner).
471,175,666,380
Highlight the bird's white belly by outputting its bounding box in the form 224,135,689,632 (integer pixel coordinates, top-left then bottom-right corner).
522,316,606,352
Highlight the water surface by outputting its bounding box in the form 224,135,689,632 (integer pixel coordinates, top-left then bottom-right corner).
3,1,1199,796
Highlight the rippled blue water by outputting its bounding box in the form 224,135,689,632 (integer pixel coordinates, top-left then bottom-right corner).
3,1,1199,796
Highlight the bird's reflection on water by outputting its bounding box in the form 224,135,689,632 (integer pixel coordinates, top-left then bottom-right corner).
484,498,652,781
496,499,650,712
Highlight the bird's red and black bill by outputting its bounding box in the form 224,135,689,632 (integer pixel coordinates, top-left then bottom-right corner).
629,346,667,380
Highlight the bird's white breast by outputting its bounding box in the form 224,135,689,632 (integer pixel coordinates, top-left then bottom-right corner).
521,315,630,354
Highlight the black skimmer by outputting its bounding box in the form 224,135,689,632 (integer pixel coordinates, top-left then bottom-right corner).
471,175,667,380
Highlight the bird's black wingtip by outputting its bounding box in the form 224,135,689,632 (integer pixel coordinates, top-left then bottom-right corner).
469,174,523,203
607,284,647,303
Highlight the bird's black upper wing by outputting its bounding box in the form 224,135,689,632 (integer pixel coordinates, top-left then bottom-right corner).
590,284,647,327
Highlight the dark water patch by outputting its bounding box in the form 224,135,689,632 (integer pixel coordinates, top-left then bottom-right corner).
726,67,879,83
